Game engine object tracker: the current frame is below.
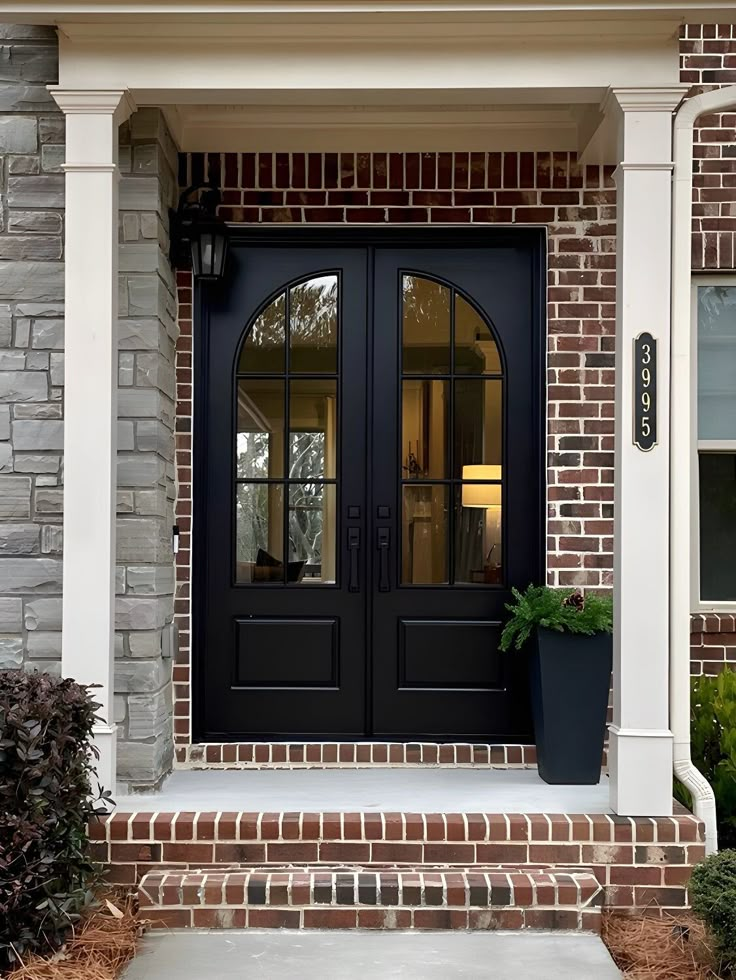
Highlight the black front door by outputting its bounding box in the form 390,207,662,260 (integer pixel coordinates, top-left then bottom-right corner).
195,230,543,742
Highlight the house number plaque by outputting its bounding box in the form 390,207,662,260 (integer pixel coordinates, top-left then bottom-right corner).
633,332,657,452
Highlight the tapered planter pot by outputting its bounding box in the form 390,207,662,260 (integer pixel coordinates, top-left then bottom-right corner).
529,627,613,785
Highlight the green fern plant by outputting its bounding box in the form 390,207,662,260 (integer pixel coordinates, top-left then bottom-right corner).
499,585,613,652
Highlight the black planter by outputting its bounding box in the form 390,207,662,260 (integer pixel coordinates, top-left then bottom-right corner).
529,627,613,785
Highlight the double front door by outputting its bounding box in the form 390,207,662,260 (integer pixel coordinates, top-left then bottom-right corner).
196,231,543,742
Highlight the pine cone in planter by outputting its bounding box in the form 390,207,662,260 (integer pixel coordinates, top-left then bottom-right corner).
562,590,585,611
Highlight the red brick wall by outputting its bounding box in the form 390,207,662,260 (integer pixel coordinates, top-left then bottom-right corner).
682,24,736,670
173,151,616,747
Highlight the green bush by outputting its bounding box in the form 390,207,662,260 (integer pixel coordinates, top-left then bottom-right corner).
0,671,111,967
691,849,736,976
499,585,613,653
674,670,736,845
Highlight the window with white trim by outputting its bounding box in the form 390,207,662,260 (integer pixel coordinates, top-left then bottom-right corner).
695,279,736,606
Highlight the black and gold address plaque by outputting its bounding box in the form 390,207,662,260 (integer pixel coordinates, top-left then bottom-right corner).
633,332,657,452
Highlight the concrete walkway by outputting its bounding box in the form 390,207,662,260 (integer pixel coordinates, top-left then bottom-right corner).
122,930,622,979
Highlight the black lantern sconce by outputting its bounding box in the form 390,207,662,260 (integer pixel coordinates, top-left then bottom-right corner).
169,180,230,281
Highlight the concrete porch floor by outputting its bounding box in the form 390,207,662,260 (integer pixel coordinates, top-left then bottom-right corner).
114,767,611,813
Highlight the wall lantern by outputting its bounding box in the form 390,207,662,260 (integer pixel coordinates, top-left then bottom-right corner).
169,180,230,281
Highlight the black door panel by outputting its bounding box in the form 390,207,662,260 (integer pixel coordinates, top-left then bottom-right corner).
194,231,543,742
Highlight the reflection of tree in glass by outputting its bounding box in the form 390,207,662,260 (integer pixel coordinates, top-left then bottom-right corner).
289,432,325,563
291,277,337,353
236,484,272,563
402,275,449,330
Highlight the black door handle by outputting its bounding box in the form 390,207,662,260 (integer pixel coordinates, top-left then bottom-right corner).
348,527,360,592
377,527,390,592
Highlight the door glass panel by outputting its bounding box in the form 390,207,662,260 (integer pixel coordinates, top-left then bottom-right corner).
236,379,285,479
454,379,502,479
402,275,451,374
289,379,337,479
455,295,501,374
401,484,449,584
236,483,285,583
238,293,286,373
699,452,736,601
288,482,336,584
290,275,338,373
401,379,449,479
455,483,502,584
698,284,736,439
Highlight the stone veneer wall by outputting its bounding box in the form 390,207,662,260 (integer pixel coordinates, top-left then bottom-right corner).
0,26,178,789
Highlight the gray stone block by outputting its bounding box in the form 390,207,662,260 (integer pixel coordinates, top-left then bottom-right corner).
35,475,57,487
117,453,165,488
13,318,30,347
34,488,62,513
9,210,63,234
115,657,169,693
7,175,64,208
23,659,61,677
0,370,46,401
0,443,10,472
0,405,8,439
128,630,162,658
115,595,172,630
31,318,63,349
24,351,48,371
0,81,54,113
118,318,160,351
14,454,60,473
118,388,174,427
12,419,62,449
0,235,61,261
116,490,134,514
0,115,36,152
24,596,62,630
39,115,64,144
0,315,10,348
119,177,159,213
121,213,139,242
0,261,63,302
14,402,61,419
0,557,62,593
133,489,168,517
0,43,58,83
116,517,170,563
126,564,175,596
40,143,63,172
136,419,174,457
0,476,31,517
0,351,25,369
118,420,135,451
126,687,171,739
16,302,64,317
49,352,63,386
0,597,22,631
116,735,172,785
0,636,22,667
40,524,62,554
0,523,39,554
26,630,61,658
118,352,134,386
114,695,126,724
8,154,40,175
140,213,159,239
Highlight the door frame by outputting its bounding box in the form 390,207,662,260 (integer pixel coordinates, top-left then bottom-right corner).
191,226,547,743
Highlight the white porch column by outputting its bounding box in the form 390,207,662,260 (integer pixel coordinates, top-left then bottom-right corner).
607,87,684,817
50,89,135,792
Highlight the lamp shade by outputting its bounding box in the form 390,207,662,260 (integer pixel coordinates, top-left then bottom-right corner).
461,464,502,508
190,217,229,281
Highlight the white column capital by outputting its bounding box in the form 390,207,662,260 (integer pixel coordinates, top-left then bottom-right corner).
48,87,136,125
602,86,690,116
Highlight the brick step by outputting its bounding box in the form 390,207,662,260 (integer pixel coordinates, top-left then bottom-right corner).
138,866,603,932
178,742,537,769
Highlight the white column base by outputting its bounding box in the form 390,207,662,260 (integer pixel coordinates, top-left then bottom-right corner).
608,725,673,816
91,722,117,799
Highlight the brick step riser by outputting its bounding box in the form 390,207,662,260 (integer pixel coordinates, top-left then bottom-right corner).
139,868,602,932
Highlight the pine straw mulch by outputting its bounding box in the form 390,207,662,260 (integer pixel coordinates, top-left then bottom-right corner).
3,892,142,980
603,910,727,980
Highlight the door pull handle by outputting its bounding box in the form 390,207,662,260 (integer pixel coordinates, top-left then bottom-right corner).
377,527,390,592
348,527,360,592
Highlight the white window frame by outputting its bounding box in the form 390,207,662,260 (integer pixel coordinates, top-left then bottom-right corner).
691,274,736,612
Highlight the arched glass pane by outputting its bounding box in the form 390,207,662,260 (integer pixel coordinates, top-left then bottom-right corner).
290,275,338,373
239,292,286,373
402,276,450,374
455,294,501,374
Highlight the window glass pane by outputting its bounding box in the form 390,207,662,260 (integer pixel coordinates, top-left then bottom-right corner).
454,379,502,479
401,484,449,584
402,275,451,374
236,484,284,584
455,484,502,584
699,453,736,601
290,275,338,373
455,295,501,374
698,284,736,439
236,379,284,479
288,482,336,584
238,292,285,373
401,379,448,479
289,379,337,479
